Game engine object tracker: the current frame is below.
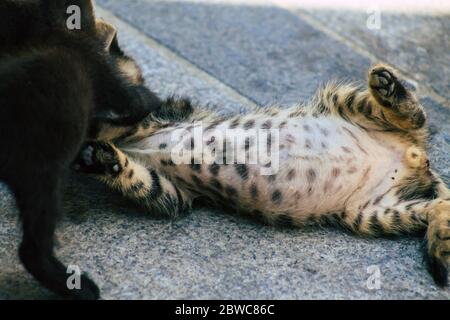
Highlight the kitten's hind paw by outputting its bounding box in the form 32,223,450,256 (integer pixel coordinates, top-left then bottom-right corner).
368,63,426,130
424,200,450,287
73,141,124,176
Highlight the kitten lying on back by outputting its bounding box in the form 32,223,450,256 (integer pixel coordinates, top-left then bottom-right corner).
76,64,450,287
0,0,163,299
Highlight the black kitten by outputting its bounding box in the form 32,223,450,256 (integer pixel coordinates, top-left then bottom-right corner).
0,0,161,299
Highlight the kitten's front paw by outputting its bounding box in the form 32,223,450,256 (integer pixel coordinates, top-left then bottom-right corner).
73,141,123,176
424,200,450,287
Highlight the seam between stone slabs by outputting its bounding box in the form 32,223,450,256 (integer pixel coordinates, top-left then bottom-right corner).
96,6,260,112
271,1,450,108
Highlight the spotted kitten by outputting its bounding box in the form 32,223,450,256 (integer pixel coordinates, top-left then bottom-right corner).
75,64,450,286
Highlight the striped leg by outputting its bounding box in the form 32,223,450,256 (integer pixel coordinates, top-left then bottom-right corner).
74,141,191,218
111,97,195,143
308,64,426,136
340,197,450,286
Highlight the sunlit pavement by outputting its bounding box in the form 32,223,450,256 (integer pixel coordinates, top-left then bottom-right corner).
0,0,448,299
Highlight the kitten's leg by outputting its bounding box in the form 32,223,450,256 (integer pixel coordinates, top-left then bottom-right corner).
111,97,194,143
74,141,191,218
366,64,426,130
310,64,426,136
13,171,99,300
155,97,195,121
338,197,450,286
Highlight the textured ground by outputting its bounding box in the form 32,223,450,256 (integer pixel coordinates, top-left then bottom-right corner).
0,0,449,299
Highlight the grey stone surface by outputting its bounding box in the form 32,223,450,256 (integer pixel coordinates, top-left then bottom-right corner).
297,9,450,100
97,0,372,106
0,0,449,299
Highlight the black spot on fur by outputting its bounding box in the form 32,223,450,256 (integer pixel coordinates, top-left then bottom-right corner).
271,190,282,204
159,143,167,150
275,214,294,227
361,201,370,210
191,175,204,187
357,99,366,113
261,120,272,129
287,169,296,181
225,186,238,198
205,119,223,131
229,118,240,129
353,212,363,231
190,163,202,172
244,119,255,129
131,181,145,194
127,169,134,179
342,146,352,154
332,168,340,178
307,169,316,183
250,184,258,200
332,93,338,105
305,139,312,149
148,170,163,199
209,163,220,176
337,104,350,121
396,174,439,202
210,178,223,191
235,164,249,180
320,128,329,137
392,210,402,226
345,91,356,113
369,212,383,235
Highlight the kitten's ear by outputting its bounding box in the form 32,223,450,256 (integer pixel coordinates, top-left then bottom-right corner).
42,0,96,32
95,19,118,51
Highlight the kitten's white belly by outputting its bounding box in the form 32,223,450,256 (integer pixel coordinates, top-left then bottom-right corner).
122,115,406,216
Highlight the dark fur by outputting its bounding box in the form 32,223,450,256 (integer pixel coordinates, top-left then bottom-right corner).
0,0,161,299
